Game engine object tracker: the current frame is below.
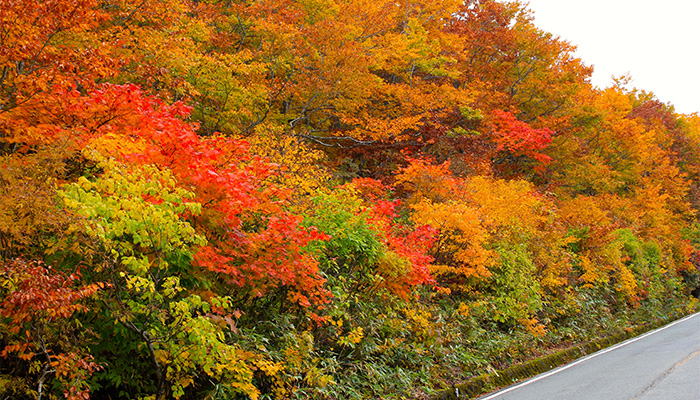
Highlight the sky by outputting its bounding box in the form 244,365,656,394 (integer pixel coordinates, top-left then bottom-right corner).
524,0,700,114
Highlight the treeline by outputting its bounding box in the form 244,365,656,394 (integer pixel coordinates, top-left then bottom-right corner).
0,0,698,399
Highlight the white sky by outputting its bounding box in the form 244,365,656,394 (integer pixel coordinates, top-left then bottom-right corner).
524,0,700,114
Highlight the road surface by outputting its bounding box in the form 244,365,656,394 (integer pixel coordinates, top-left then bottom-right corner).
477,312,700,400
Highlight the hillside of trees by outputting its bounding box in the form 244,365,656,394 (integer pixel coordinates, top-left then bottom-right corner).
1,0,699,399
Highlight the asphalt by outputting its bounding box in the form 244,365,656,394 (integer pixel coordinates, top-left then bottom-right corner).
476,312,700,400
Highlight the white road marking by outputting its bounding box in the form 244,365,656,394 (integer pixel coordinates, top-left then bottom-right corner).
477,312,700,400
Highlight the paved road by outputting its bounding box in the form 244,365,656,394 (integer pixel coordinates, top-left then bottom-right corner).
477,312,700,400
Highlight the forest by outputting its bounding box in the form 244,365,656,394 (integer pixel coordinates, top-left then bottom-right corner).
1,0,699,399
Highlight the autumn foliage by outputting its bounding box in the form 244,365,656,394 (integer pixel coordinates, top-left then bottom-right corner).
1,0,699,398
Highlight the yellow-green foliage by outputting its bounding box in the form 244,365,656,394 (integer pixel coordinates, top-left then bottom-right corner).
2,0,700,398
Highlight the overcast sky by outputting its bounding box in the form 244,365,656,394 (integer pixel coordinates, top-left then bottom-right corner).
524,0,700,114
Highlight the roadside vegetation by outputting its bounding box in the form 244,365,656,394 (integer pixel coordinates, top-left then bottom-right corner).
1,0,698,399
